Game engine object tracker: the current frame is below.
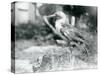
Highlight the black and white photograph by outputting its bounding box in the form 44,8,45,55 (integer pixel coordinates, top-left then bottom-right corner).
11,1,97,73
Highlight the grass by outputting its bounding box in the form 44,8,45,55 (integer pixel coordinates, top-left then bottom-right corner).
13,36,97,73
11,23,97,73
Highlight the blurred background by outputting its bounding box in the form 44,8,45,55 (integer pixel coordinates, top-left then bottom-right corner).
11,2,97,40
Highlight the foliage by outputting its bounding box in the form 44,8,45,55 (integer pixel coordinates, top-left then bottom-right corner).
39,4,57,16
15,23,53,40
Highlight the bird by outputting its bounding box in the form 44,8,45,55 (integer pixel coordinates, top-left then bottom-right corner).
60,25,90,56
